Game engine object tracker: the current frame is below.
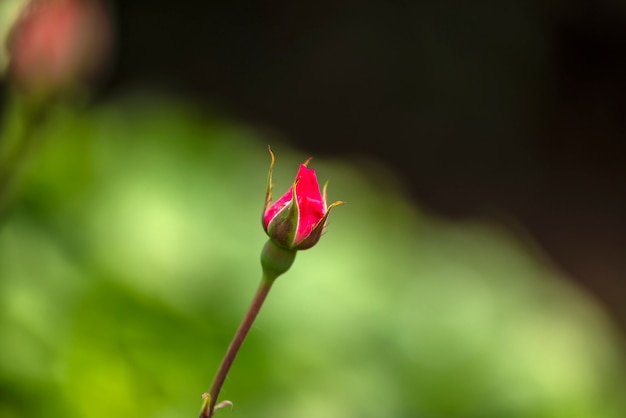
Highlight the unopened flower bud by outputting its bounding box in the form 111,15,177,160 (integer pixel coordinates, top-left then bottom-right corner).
6,0,112,95
262,148,343,251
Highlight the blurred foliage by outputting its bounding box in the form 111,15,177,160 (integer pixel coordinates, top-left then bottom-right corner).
1,93,626,418
0,0,27,74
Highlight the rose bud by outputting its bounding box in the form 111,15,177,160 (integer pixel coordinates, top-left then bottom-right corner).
6,0,112,95
262,148,343,251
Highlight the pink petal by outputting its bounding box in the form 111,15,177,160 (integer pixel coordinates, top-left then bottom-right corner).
293,165,326,243
263,189,292,229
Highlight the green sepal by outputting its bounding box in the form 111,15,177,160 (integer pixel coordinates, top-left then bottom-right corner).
262,145,276,219
266,183,299,249
294,200,344,250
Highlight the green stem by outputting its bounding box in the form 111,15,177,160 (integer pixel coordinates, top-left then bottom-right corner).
200,278,274,418
199,240,295,417
0,92,47,217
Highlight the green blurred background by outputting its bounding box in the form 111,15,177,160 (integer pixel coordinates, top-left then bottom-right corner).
1,96,625,418
2,1,626,418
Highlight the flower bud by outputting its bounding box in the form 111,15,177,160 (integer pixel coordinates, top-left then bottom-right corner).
262,148,343,251
5,0,112,95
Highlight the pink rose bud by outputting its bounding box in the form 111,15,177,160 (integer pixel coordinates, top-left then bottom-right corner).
6,0,112,94
262,148,343,251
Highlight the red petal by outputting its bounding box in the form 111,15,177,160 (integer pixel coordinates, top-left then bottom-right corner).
293,165,326,243
263,189,292,229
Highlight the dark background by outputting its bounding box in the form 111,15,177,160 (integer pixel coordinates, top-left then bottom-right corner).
102,0,626,330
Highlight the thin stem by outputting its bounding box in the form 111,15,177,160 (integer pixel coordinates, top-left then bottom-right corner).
200,278,274,418
0,122,37,210
0,93,47,217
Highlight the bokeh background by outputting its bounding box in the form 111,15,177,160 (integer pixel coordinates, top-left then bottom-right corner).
1,1,626,418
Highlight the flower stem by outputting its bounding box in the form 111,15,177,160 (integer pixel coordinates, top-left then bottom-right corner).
200,277,274,418
0,92,47,218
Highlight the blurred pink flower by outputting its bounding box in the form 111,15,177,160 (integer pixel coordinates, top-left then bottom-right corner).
7,0,112,94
